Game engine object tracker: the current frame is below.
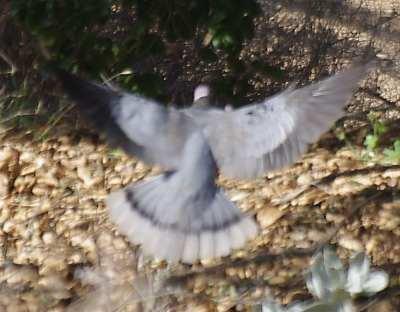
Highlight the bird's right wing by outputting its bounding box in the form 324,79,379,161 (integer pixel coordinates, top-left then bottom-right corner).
55,70,195,170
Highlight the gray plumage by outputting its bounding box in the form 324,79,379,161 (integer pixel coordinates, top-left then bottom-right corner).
55,62,374,263
108,131,256,262
186,63,375,179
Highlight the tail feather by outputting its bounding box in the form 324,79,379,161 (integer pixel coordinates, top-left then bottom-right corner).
107,174,258,263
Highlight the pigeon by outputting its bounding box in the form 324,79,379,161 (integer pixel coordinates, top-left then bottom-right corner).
54,61,374,263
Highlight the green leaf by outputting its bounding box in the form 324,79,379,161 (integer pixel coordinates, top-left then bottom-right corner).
363,134,379,151
373,121,387,137
383,139,400,164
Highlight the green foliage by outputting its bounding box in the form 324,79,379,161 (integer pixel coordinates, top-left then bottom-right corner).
383,139,400,164
360,114,400,165
10,0,261,101
363,113,388,151
3,0,262,138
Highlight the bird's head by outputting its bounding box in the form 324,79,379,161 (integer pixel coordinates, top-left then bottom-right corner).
193,84,211,108
194,84,210,101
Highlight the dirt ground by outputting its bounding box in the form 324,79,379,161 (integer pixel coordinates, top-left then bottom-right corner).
1,1,400,311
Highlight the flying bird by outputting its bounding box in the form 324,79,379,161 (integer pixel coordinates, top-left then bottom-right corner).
55,62,374,263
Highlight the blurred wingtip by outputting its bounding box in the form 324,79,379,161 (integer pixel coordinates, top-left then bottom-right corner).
351,53,378,73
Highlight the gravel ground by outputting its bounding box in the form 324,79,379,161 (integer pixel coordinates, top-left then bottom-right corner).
1,124,400,311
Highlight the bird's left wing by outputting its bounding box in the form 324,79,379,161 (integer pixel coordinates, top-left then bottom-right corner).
187,62,374,179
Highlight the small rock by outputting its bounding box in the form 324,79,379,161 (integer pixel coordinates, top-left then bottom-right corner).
367,300,395,312
268,275,287,285
307,229,327,242
230,191,249,202
42,232,56,245
290,230,306,241
186,302,212,312
14,175,36,193
7,302,29,312
326,213,345,224
19,151,36,163
68,252,85,264
366,237,378,253
20,164,37,176
0,205,10,223
4,265,38,288
257,206,285,227
96,231,114,249
38,275,71,291
0,146,18,170
113,237,128,250
37,173,58,187
297,173,313,185
40,255,68,274
49,289,72,300
77,164,103,188
32,184,50,196
0,173,9,197
108,176,122,186
383,168,400,179
338,235,364,251
2,220,16,233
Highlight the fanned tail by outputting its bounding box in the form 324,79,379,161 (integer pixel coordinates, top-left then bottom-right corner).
107,173,258,263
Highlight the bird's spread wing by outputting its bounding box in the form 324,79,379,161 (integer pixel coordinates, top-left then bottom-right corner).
189,62,375,179
55,70,195,170
108,132,258,263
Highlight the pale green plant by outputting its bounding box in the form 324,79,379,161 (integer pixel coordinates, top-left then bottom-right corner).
261,246,389,312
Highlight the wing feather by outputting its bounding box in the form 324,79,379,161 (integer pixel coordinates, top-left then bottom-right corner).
188,62,375,178
55,69,195,170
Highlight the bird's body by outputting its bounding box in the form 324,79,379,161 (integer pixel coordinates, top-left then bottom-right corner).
55,61,374,263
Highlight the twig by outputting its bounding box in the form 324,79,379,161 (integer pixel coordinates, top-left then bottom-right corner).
0,50,17,75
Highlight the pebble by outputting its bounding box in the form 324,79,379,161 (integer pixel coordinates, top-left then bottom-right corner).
290,230,306,241
230,191,249,202
383,168,400,179
296,173,313,185
113,237,128,250
2,220,16,233
68,252,85,264
19,151,36,163
257,207,285,227
38,275,70,291
4,265,38,287
326,213,345,224
42,232,57,245
0,147,18,170
338,235,364,252
32,184,50,196
307,229,327,242
39,255,68,274
0,173,9,196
